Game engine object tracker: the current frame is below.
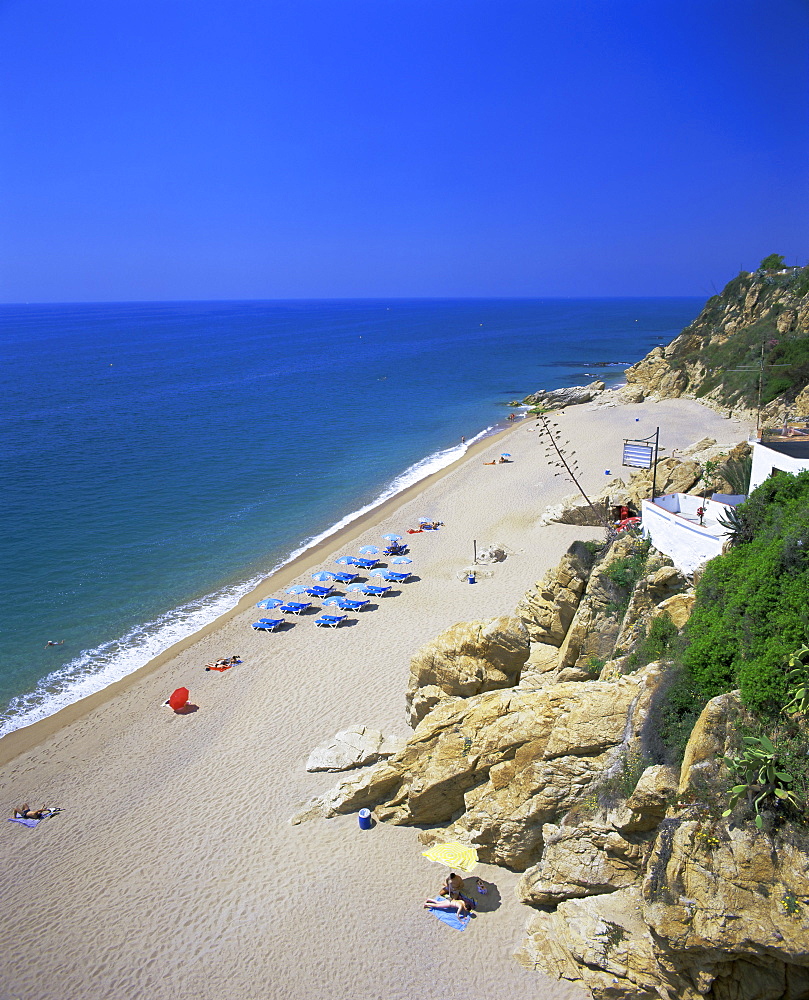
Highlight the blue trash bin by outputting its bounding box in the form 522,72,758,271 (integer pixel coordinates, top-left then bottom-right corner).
467,574,476,584
358,808,372,830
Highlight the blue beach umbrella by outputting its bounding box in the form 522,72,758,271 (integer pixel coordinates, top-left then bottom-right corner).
370,568,390,578
359,545,379,555
322,596,347,608
334,556,355,566
391,557,412,565
311,571,335,582
382,534,402,542
256,597,283,610
345,582,368,593
285,584,309,595
501,453,511,457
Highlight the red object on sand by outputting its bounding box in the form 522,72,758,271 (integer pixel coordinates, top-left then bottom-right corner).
168,687,189,711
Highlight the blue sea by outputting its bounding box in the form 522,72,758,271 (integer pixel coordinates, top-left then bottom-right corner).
1,298,701,736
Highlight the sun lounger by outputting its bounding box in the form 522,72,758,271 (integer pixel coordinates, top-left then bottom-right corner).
385,571,411,582
362,585,391,597
331,572,359,585
340,599,369,612
314,614,347,628
280,601,312,615
352,557,380,570
251,619,284,631
305,585,334,598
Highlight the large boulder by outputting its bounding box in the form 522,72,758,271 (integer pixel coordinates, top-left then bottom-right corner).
627,457,701,505
616,764,679,833
517,821,647,906
301,666,663,870
515,542,594,646
557,534,648,671
306,725,404,772
405,615,528,726
538,478,630,528
524,380,606,409
517,887,677,1000
518,691,809,1000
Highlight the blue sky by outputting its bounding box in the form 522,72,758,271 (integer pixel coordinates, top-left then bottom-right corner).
1,0,807,301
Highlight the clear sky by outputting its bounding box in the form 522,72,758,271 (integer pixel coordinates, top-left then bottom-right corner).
1,0,807,301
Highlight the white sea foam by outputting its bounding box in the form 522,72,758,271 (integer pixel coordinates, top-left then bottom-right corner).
0,425,496,738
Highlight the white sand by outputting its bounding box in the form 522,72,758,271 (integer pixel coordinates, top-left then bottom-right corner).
0,398,748,1000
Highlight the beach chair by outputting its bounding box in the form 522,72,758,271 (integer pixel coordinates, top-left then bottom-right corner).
331,572,359,585
314,614,347,628
280,601,312,615
385,571,411,583
305,585,334,598
353,557,380,570
340,599,370,612
252,619,284,631
363,585,391,597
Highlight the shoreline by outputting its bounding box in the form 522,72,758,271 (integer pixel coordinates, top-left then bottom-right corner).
0,419,520,768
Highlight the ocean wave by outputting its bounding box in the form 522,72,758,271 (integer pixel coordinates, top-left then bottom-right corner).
0,424,496,738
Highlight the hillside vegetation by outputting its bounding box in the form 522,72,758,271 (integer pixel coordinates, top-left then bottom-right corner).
625,264,809,420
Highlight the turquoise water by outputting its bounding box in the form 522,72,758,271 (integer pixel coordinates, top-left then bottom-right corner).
1,298,701,734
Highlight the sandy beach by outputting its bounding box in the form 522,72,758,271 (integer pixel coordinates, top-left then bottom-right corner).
0,396,748,1000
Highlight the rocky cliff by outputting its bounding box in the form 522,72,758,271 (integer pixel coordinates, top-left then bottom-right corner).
624,267,809,424
295,519,809,999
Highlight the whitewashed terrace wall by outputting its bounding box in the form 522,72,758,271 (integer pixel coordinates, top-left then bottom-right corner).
640,494,735,574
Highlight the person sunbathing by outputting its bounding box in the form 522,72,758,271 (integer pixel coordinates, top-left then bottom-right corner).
423,893,471,919
483,460,496,465
205,655,241,671
12,803,57,820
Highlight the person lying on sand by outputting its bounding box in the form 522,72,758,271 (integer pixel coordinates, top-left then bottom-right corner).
483,460,496,465
12,803,59,820
205,655,242,672
423,895,471,919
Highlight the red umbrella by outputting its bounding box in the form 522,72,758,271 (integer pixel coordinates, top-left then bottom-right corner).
168,687,189,712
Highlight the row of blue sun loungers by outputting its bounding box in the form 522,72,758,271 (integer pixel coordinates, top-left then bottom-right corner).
252,614,348,630
252,533,419,630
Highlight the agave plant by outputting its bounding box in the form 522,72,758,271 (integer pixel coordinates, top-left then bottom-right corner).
716,504,755,547
719,456,752,496
723,734,800,829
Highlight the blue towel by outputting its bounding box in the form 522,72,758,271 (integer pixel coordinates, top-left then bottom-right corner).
427,904,471,932
8,817,41,828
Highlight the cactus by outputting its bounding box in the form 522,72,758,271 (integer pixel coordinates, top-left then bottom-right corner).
783,644,809,718
722,734,800,829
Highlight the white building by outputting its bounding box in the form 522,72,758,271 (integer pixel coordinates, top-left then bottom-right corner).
640,493,744,575
749,440,809,492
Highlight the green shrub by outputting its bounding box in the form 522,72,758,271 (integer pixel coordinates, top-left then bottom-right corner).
683,471,809,713
650,665,713,763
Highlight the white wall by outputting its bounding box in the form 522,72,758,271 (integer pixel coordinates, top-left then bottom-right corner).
641,496,732,574
750,443,809,492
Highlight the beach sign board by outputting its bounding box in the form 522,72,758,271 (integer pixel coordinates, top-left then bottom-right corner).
622,441,654,469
